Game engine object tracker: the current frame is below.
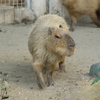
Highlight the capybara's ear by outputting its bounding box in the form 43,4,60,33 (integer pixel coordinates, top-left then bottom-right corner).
48,27,54,35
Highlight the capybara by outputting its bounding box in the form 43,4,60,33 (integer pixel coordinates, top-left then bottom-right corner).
28,14,75,89
61,0,100,31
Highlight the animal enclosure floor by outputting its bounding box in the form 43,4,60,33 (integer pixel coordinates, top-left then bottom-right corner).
0,23,100,100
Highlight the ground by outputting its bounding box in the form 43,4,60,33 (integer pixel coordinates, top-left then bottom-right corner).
0,18,100,100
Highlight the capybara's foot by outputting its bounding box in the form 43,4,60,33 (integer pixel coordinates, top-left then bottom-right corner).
58,69,66,73
35,68,46,89
97,21,100,27
69,27,75,31
47,82,55,87
47,72,54,87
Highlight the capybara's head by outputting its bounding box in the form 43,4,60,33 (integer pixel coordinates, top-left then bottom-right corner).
45,27,75,56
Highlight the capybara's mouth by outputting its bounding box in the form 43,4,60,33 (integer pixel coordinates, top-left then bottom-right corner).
67,48,75,57
67,52,74,57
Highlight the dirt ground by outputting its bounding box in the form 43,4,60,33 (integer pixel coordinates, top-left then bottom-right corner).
0,18,100,100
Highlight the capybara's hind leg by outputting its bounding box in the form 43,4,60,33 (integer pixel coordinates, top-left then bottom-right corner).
96,10,100,21
33,63,46,89
70,16,77,31
90,13,100,27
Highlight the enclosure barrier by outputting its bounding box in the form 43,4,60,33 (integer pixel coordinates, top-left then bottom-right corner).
0,0,26,8
0,0,67,23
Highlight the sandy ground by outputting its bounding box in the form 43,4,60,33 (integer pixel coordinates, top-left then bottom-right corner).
0,19,100,100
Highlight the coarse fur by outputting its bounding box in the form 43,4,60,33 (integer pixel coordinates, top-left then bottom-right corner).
30,14,70,34
28,14,75,89
61,0,100,31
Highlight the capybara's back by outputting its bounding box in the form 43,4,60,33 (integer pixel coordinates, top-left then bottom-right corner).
32,14,69,33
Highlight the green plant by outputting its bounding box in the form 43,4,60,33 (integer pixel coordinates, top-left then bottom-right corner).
91,68,100,85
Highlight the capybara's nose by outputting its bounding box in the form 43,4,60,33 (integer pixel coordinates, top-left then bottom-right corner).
68,44,75,49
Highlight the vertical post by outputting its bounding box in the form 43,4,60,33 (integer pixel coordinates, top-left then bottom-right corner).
49,0,66,18
17,0,18,8
13,0,14,7
31,0,47,18
25,0,31,9
21,0,22,7
9,0,10,6
49,0,61,15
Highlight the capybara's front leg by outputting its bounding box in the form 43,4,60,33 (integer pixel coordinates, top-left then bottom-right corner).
47,71,54,86
59,62,66,73
46,65,55,86
70,16,77,31
90,13,100,27
33,63,46,89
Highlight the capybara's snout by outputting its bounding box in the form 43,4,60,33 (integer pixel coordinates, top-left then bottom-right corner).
65,35,75,47
68,36,75,49
65,34,75,56
68,43,75,49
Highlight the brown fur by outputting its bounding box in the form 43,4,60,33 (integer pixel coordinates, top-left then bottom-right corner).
61,0,100,31
28,14,75,89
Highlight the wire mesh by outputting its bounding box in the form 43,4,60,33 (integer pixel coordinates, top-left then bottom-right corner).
0,0,25,8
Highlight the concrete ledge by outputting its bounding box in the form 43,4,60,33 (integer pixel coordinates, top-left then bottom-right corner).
0,5,14,24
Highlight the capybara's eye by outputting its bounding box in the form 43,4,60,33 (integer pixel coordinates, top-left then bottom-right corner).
55,35,61,39
59,25,63,28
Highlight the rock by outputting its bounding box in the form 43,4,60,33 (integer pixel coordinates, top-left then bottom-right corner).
14,8,36,23
89,63,100,77
21,8,36,23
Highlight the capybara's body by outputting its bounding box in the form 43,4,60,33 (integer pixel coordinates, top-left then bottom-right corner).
61,0,100,31
28,14,75,89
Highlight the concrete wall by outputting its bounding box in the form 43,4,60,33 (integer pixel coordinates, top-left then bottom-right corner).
0,6,14,24
31,0,68,18
0,0,69,24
